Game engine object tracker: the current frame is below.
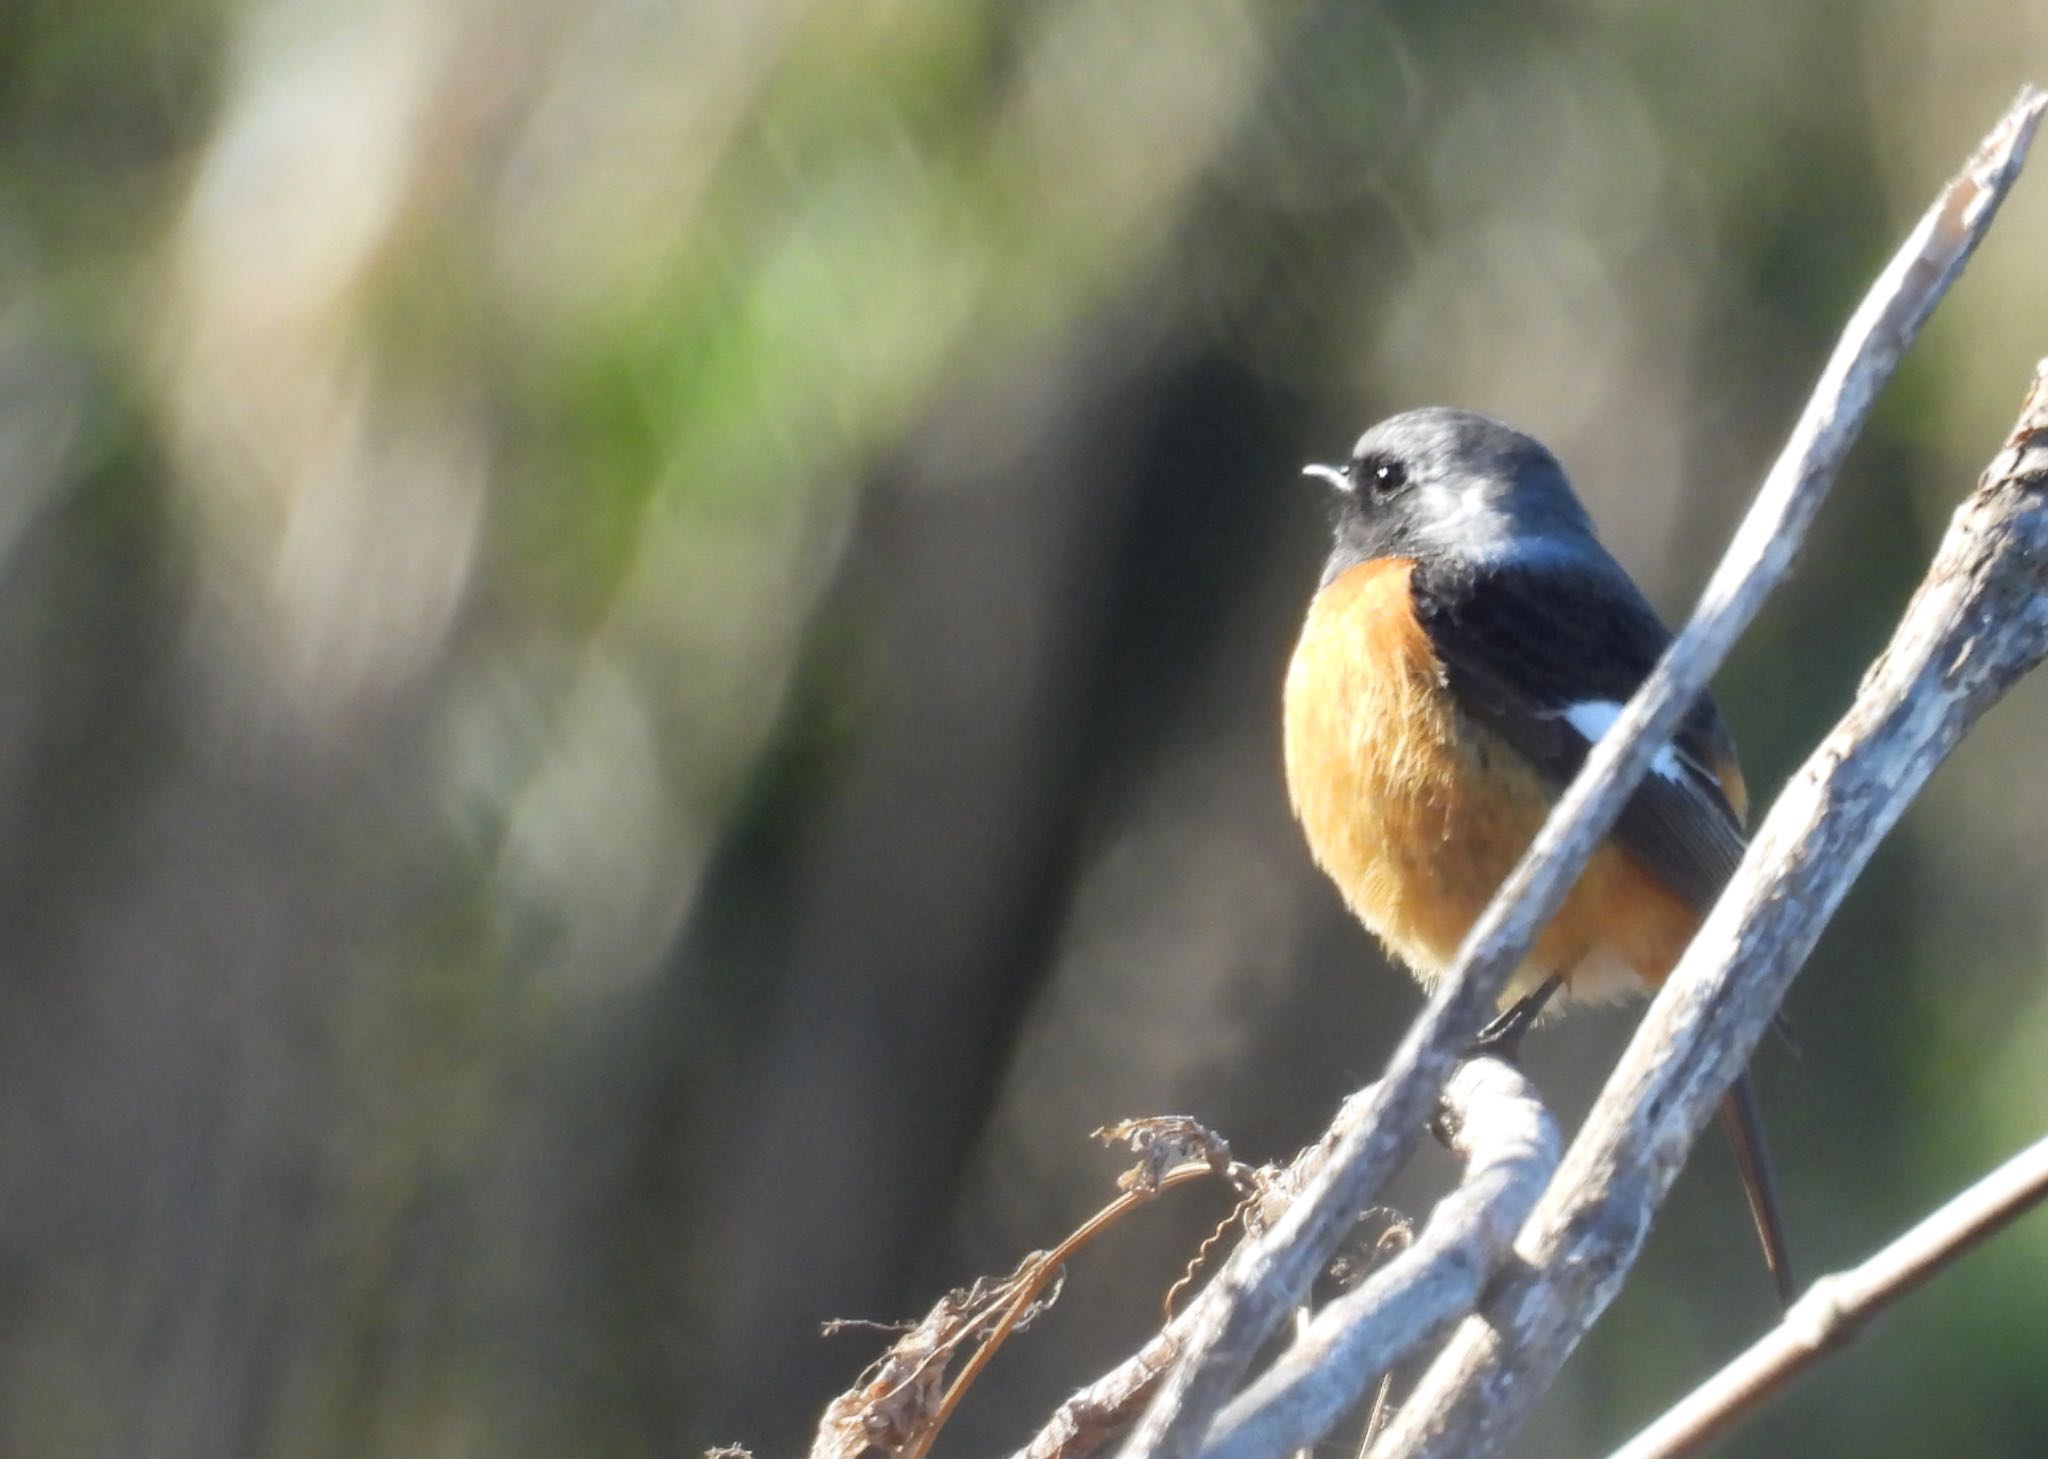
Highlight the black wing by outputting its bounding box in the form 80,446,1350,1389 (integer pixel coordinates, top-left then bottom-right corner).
1411,558,1746,911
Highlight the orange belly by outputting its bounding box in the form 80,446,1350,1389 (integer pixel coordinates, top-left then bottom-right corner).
1282,557,1701,1005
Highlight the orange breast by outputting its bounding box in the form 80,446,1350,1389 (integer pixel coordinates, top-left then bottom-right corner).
1282,558,1701,1005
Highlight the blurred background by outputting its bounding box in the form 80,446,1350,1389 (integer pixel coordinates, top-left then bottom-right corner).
1,2,2046,1456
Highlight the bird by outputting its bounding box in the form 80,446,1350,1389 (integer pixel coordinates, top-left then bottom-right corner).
1283,405,1794,1304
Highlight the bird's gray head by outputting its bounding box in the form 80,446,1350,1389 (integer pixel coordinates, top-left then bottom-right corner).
1302,408,1601,583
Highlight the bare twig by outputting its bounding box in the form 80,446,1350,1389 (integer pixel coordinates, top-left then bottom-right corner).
1357,1370,1397,1458
1605,1132,2048,1459
1194,1060,1559,1459
812,1158,1228,1459
1117,84,2047,1459
1006,1084,1380,1459
1353,1226,1418,1459
1021,1331,1187,1459
1372,349,2048,1459
914,1165,1223,1459
1010,1064,1523,1459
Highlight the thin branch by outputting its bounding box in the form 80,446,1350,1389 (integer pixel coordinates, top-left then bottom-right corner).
1115,83,2047,1459
1195,1059,1559,1459
1371,346,2048,1459
905,1164,1224,1459
1010,1064,1526,1459
812,1153,1236,1459
1606,1132,2048,1459
1357,1368,1398,1457
1008,1085,1379,1459
1020,1330,1187,1459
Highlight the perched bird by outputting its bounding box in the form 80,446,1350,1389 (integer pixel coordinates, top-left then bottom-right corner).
1284,406,1793,1303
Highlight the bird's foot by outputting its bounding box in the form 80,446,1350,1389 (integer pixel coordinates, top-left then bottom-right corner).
1464,975,1563,1063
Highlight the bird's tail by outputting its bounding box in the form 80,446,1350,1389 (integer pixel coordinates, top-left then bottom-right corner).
1719,1071,1796,1307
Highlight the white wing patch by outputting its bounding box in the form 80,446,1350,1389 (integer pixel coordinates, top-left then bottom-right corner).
1559,700,1687,784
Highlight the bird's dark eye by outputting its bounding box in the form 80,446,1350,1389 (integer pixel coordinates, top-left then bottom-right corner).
1352,455,1407,496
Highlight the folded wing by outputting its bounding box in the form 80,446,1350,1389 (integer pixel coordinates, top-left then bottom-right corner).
1410,559,1749,909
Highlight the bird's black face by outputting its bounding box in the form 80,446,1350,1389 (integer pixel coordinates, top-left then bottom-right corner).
1302,407,1599,585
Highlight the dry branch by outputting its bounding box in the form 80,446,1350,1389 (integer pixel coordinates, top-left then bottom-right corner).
1607,1132,2048,1459
1194,1059,1559,1459
1018,1331,1186,1459
1008,1063,1542,1459
1114,84,2047,1459
1370,353,2048,1459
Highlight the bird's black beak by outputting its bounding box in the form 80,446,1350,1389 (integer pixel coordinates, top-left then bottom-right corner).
1300,463,1349,492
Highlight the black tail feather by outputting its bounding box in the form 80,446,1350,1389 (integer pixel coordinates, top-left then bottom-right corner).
1719,1071,1797,1307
